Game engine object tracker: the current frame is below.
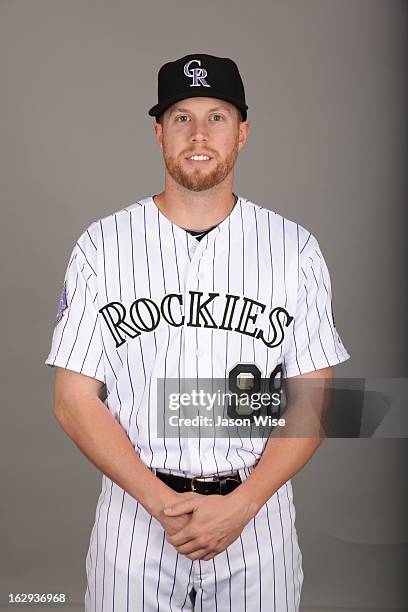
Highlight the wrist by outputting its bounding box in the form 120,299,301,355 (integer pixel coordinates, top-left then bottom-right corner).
229,484,262,520
143,483,179,519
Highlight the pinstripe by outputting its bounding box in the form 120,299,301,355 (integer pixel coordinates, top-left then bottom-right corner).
112,490,125,611
80,315,98,371
198,561,204,611
290,314,301,375
143,204,158,467
254,207,260,296
212,557,219,612
87,228,97,250
252,515,262,612
101,482,113,611
223,214,233,471
126,343,141,454
226,209,246,464
251,205,260,440
134,334,147,456
141,515,153,611
285,482,297,610
101,217,123,364
239,535,247,612
99,222,120,378
314,249,341,360
126,500,139,611
115,216,122,302
65,271,93,366
129,210,146,455
277,489,289,611
171,223,184,472
238,199,257,462
234,202,249,468
92,348,103,379
180,562,194,610
210,234,221,474
309,264,331,366
225,548,233,612
146,358,155,468
168,552,180,612
99,320,118,381
196,246,204,459
109,221,127,611
93,477,108,611
155,531,166,611
299,231,311,254
194,243,207,476
85,475,107,610
303,285,317,370
157,207,169,469
99,220,108,302
129,209,137,298
76,240,97,276
265,500,276,612
239,200,244,389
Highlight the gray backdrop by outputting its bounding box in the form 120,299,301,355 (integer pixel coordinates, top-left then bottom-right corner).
1,0,407,610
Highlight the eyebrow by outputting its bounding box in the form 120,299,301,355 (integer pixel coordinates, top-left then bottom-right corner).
169,105,232,116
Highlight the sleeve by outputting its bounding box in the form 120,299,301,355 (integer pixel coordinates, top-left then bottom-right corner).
283,235,350,377
44,229,106,383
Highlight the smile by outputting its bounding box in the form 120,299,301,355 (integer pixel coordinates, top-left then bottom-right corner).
185,154,213,162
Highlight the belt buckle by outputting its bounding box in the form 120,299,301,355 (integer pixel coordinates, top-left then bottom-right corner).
190,474,221,492
191,473,241,493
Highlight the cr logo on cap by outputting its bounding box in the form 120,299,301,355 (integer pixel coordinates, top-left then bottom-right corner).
183,59,211,88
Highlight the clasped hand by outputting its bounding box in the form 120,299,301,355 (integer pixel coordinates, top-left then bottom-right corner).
157,490,254,561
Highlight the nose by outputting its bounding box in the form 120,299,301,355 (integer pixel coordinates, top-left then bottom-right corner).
189,118,209,143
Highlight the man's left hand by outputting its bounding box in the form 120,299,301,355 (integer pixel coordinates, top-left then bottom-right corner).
163,491,255,561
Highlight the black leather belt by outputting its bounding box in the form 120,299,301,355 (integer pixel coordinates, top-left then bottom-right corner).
156,470,242,495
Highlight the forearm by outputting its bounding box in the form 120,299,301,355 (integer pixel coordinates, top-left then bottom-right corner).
231,435,324,516
232,369,331,516
55,395,177,518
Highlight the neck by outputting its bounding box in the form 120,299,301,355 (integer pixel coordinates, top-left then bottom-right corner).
152,184,237,231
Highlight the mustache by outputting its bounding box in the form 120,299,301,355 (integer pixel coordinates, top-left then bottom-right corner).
183,150,217,158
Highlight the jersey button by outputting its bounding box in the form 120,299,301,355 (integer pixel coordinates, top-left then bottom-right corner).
195,347,204,357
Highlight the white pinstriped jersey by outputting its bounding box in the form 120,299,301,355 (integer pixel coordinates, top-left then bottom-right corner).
45,194,350,477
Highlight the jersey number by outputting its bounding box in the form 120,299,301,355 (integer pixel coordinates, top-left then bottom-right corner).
227,363,286,422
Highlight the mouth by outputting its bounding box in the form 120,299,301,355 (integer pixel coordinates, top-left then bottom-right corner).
185,154,214,164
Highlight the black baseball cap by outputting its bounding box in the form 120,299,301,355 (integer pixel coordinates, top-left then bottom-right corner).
148,53,248,122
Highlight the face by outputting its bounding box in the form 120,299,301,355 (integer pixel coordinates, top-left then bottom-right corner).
154,97,250,192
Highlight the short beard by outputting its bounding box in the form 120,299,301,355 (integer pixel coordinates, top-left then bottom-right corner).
162,138,239,192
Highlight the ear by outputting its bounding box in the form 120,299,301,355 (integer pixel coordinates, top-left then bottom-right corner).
154,121,164,151
238,119,251,151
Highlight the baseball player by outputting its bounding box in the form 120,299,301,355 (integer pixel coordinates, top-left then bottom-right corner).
45,53,350,611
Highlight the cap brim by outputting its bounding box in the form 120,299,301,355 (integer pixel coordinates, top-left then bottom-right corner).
148,90,248,120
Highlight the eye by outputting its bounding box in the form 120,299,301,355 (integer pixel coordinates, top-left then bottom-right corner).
211,114,224,121
175,115,189,122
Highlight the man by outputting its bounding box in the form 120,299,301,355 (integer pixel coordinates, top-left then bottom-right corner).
45,53,350,611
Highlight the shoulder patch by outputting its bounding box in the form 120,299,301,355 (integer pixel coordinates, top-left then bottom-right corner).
55,281,68,323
